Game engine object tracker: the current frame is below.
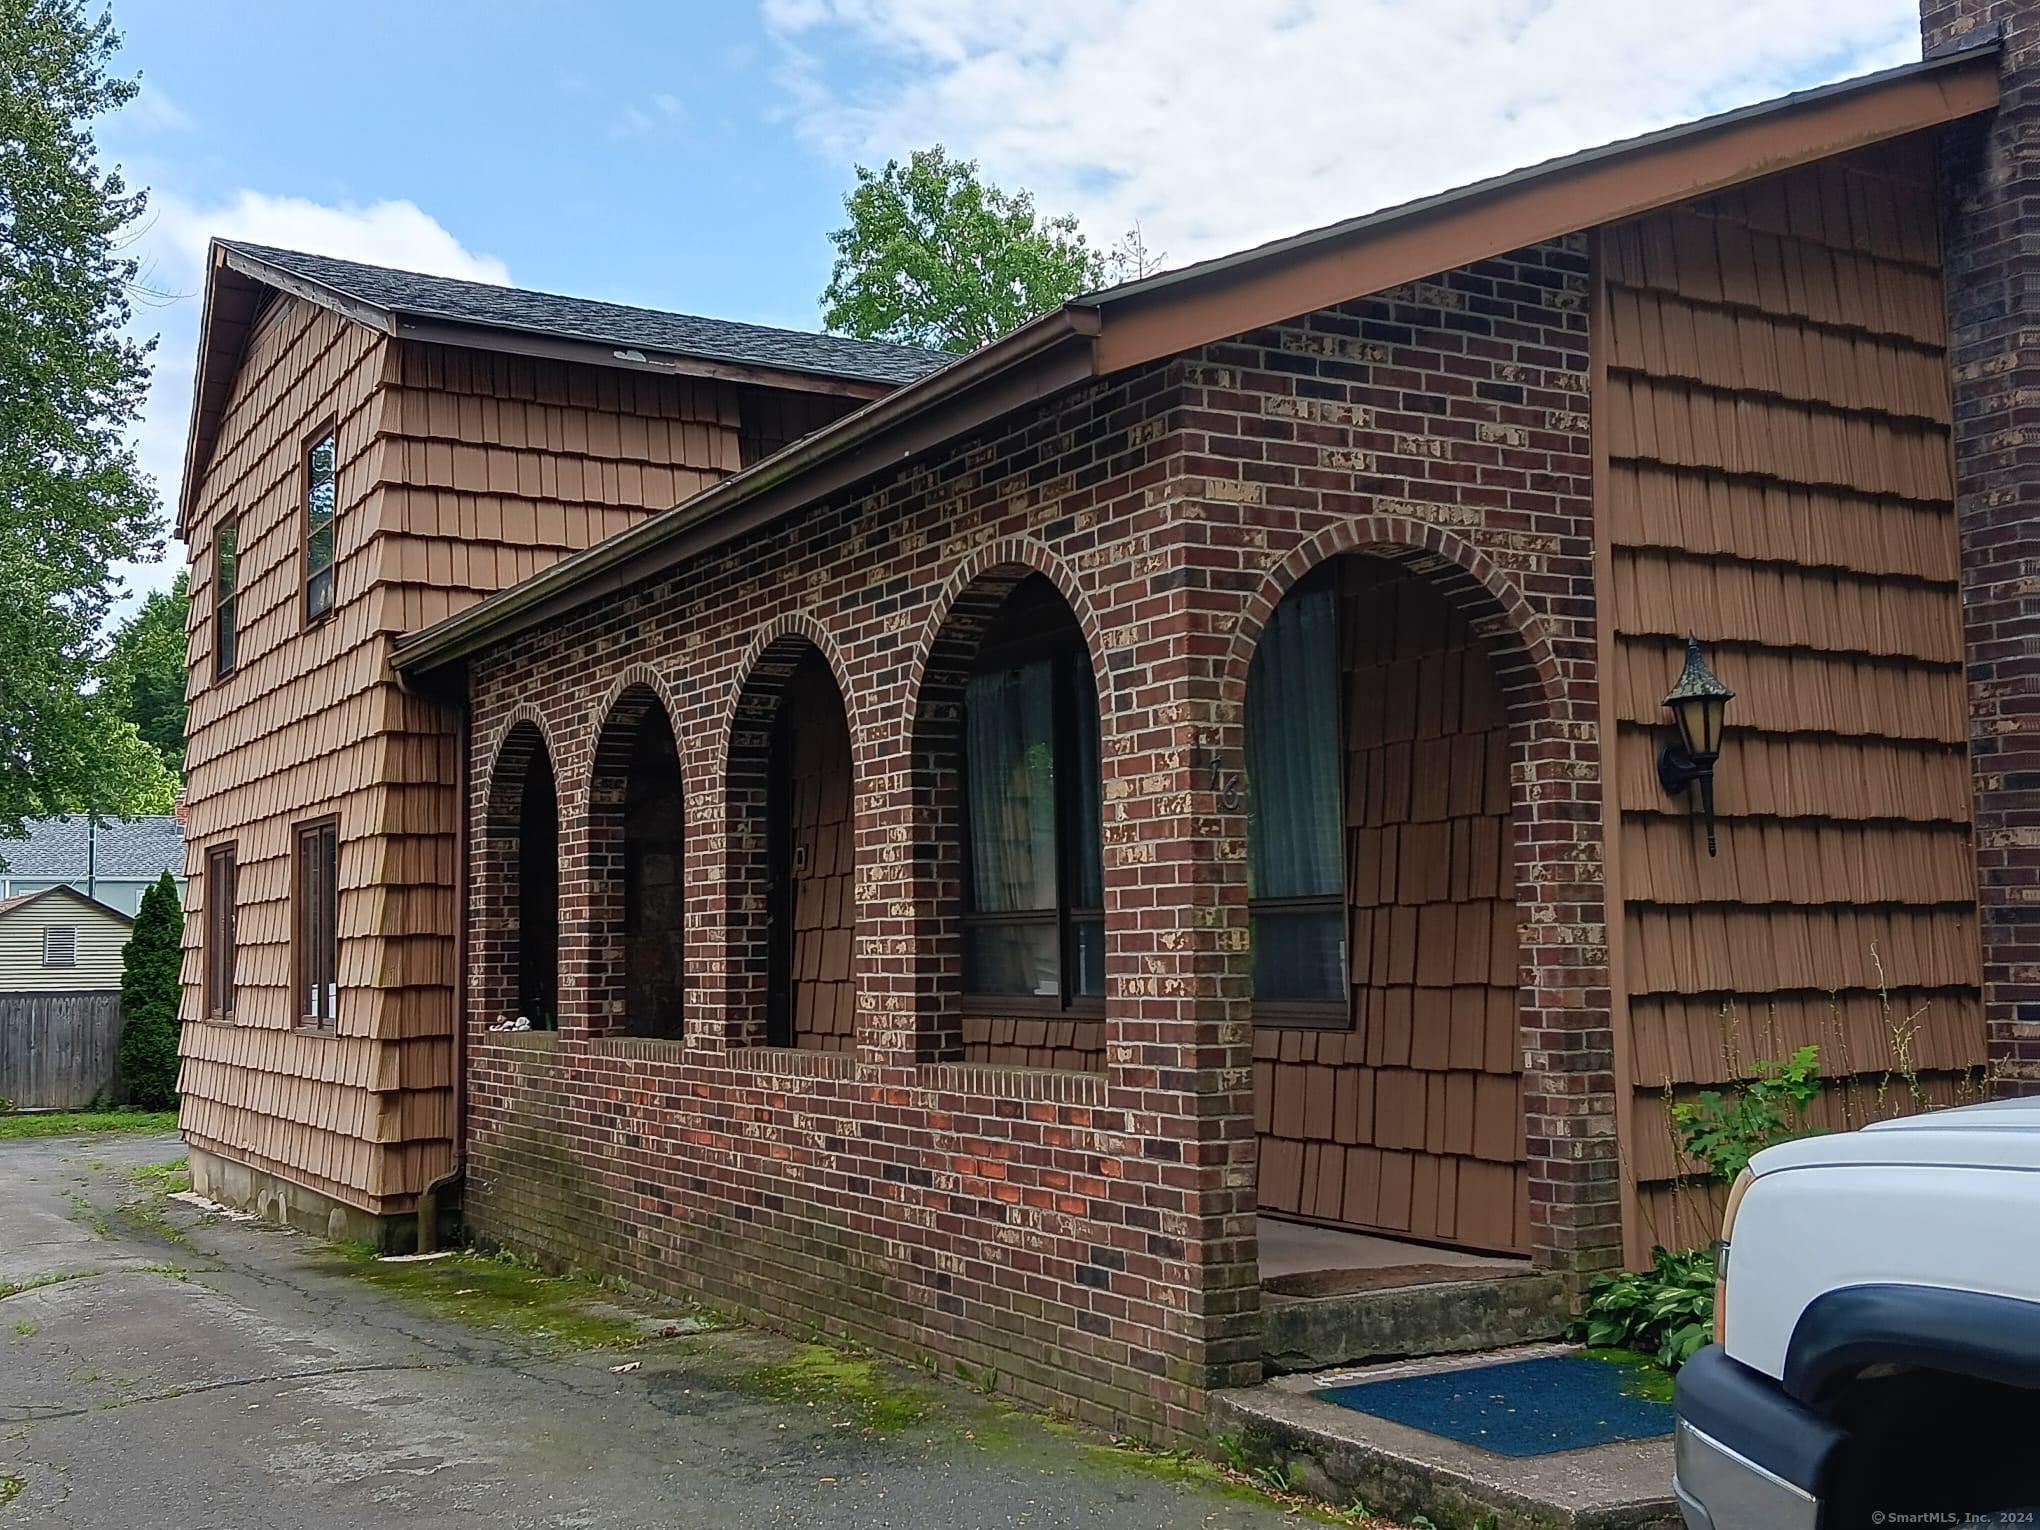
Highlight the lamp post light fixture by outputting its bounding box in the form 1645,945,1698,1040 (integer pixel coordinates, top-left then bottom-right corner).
1657,636,1735,857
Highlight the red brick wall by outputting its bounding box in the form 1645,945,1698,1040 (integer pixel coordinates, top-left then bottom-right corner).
460,239,1606,1435
1928,1,2040,1093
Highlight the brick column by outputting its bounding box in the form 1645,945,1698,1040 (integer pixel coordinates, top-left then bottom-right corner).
1928,0,2040,1092
1100,478,1264,1408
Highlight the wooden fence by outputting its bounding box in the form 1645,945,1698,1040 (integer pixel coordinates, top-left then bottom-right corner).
0,991,125,1109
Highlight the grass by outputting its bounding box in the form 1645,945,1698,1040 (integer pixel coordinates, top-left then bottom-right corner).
0,1109,178,1141
1582,1345,1677,1403
743,1343,933,1433
1099,1435,1397,1526
129,1156,190,1193
0,1272,100,1297
326,1246,648,1351
0,1475,19,1509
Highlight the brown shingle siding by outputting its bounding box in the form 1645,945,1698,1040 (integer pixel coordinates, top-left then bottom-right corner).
178,295,778,1214
1600,138,1983,1259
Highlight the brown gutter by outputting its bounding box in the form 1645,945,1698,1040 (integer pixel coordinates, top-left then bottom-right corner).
393,303,1102,675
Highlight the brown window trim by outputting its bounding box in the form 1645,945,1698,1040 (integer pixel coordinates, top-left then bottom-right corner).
213,516,240,681
301,420,339,629
292,814,340,1033
957,619,1107,1014
205,842,238,1021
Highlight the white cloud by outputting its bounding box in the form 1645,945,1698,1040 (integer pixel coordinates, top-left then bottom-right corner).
610,91,689,139
765,0,1924,271
107,193,507,620
123,83,194,134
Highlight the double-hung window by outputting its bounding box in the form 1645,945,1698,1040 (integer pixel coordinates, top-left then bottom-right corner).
206,843,237,1019
960,583,1105,1010
1245,567,1348,1020
304,429,337,622
295,817,339,1026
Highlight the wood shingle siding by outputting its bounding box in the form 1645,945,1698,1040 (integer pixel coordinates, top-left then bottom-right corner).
176,294,803,1215
1598,140,1984,1257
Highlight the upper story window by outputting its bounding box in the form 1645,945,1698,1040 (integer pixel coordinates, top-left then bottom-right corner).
1244,566,1348,1019
214,518,239,678
960,577,1105,1012
42,925,77,968
206,843,238,1020
304,428,337,623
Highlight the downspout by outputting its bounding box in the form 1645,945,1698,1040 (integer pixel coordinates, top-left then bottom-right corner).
414,680,469,1253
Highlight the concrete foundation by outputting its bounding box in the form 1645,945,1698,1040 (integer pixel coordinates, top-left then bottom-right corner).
187,1145,415,1253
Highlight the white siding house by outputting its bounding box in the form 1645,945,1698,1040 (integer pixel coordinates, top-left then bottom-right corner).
0,887,132,994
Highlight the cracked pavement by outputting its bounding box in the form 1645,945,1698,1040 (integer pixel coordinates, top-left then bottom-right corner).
1,1131,1298,1529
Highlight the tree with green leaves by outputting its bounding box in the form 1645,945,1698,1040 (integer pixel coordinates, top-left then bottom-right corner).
821,145,1107,354
118,870,182,1109
0,0,175,839
101,573,189,777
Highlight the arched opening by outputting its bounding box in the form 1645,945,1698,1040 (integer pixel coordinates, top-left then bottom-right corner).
913,571,1105,1070
589,684,685,1039
772,650,854,1048
724,638,859,1051
1247,555,1526,1255
480,720,559,1030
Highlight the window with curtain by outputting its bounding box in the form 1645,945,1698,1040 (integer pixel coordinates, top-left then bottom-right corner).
1245,568,1347,1017
960,583,1105,1009
206,843,238,1019
304,429,337,622
214,519,239,678
295,817,339,1026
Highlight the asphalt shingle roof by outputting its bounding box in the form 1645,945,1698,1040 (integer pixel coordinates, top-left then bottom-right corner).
224,242,952,388
0,816,185,880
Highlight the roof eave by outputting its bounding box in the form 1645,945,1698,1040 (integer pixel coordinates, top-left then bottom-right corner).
393,304,1100,676
1087,41,1999,371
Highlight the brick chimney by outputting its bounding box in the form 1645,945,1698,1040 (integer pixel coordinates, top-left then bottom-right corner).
1928,1,2040,1093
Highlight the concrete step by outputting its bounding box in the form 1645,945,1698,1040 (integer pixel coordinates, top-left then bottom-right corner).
1262,1268,1573,1373
1212,1345,1682,1530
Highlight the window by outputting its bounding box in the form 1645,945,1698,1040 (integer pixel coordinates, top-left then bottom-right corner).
294,817,339,1026
214,518,239,678
41,925,77,968
205,844,237,1019
1245,567,1348,1018
304,428,337,622
960,581,1105,1010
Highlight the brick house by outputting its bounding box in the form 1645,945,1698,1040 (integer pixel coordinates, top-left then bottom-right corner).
179,1,2038,1438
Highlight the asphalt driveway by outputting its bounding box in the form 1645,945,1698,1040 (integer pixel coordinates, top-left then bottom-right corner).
0,1130,1316,1529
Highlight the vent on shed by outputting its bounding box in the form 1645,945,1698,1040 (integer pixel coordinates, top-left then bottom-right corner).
42,925,77,968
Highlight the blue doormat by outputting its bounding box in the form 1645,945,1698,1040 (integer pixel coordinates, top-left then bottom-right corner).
1313,1354,1673,1458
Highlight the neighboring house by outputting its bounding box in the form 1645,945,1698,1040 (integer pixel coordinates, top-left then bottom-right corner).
0,886,133,994
0,887,134,1110
175,1,2038,1440
0,817,185,916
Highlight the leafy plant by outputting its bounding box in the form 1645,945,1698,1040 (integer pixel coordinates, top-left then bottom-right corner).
1576,1246,1716,1371
1672,1044,1823,1181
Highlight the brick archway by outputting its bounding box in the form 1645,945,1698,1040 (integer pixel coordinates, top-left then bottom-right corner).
1225,516,1614,1271
718,628,859,1052
473,712,561,1033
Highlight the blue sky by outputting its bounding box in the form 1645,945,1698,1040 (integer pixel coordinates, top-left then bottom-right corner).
100,0,1925,611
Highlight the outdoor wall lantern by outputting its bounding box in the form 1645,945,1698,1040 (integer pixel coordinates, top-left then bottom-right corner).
1657,636,1735,858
